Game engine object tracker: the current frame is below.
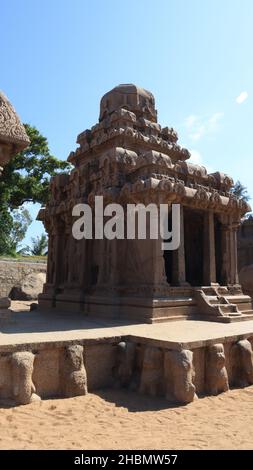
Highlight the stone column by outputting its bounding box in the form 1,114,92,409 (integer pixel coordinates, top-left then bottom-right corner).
46,233,54,284
153,232,168,287
220,216,240,286
203,211,217,285
220,223,231,285
230,222,239,285
172,205,187,285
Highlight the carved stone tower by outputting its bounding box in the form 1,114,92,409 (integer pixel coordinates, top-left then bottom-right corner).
38,84,253,323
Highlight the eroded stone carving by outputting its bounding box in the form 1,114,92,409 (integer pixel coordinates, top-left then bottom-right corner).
0,91,30,156
205,343,229,395
139,346,163,396
62,345,88,397
114,341,136,388
234,339,253,386
165,349,196,404
11,351,40,405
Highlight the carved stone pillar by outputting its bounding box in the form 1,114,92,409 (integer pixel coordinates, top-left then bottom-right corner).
54,216,67,287
153,233,168,287
220,217,239,286
220,223,231,284
46,232,54,284
203,211,216,285
230,222,239,285
172,205,187,286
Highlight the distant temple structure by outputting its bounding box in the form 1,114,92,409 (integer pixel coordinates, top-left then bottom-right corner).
0,91,30,318
0,91,29,171
238,218,253,272
38,84,253,323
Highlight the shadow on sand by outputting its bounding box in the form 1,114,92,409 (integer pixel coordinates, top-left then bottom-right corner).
95,388,183,412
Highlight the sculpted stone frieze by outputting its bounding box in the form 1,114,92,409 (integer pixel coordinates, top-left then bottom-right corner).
0,91,30,162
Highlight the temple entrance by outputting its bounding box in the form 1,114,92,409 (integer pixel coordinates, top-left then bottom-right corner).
163,210,173,283
184,208,204,286
214,215,223,284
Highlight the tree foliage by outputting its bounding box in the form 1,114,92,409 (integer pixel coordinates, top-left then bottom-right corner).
231,180,250,202
0,124,70,255
20,233,48,256
0,124,70,209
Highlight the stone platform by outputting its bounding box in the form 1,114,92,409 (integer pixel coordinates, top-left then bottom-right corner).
0,307,253,406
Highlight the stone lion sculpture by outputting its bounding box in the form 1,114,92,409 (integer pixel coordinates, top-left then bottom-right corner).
234,339,253,386
62,345,88,397
164,349,196,404
205,343,229,395
114,341,136,388
11,351,40,405
139,346,163,396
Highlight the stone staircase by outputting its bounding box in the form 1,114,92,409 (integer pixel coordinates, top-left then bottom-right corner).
194,286,253,322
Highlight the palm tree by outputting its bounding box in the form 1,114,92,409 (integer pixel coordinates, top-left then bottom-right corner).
29,233,48,256
231,180,250,202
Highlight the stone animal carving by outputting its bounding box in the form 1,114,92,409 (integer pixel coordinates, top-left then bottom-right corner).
114,341,136,388
11,351,40,405
165,349,196,404
235,339,253,386
139,346,163,396
62,345,88,397
205,343,229,395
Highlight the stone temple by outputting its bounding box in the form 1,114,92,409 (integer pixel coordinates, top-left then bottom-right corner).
38,84,253,323
1,85,253,407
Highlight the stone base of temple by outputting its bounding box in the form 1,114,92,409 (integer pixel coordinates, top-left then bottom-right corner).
38,284,253,324
0,297,12,323
0,309,12,323
1,307,253,406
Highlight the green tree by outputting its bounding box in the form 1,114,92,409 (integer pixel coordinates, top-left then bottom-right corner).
231,180,250,202
26,233,48,256
10,208,32,254
0,124,70,255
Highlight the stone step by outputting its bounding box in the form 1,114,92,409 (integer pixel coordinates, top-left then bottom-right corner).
237,303,253,311
196,312,253,323
201,287,217,296
216,286,229,295
226,313,253,322
206,296,220,305
150,314,189,324
225,295,252,304
241,309,253,315
219,304,239,314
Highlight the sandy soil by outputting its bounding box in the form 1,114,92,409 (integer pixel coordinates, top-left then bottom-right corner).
3,301,253,449
0,387,253,450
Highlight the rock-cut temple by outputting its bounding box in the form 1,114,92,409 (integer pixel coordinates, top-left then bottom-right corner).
38,84,253,323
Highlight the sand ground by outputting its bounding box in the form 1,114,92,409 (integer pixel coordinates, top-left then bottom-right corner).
0,386,253,450
1,301,252,450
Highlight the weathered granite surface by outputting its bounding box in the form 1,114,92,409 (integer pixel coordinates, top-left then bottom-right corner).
0,261,46,298
0,310,253,406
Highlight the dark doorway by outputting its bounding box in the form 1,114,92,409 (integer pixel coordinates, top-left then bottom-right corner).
214,215,223,284
184,208,204,286
163,210,173,283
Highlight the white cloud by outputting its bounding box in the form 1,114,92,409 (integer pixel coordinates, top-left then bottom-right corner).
188,149,214,174
189,149,202,164
184,112,224,142
185,115,198,128
236,91,248,104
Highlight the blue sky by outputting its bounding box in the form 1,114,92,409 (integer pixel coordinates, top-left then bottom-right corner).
1,0,253,247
